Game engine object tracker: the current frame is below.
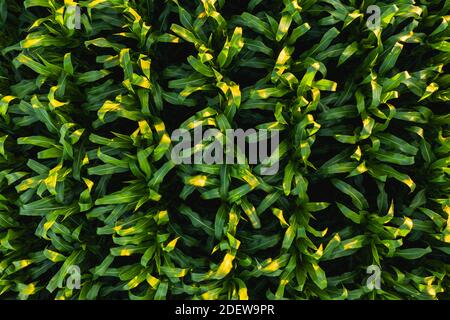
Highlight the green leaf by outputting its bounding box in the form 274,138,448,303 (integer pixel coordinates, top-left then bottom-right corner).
332,179,369,210
394,247,432,260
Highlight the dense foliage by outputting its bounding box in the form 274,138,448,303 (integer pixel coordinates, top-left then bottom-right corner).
0,0,449,300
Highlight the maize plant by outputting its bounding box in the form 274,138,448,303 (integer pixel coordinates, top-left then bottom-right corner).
0,0,449,300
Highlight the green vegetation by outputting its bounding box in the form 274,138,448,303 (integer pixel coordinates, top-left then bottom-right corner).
0,0,449,300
